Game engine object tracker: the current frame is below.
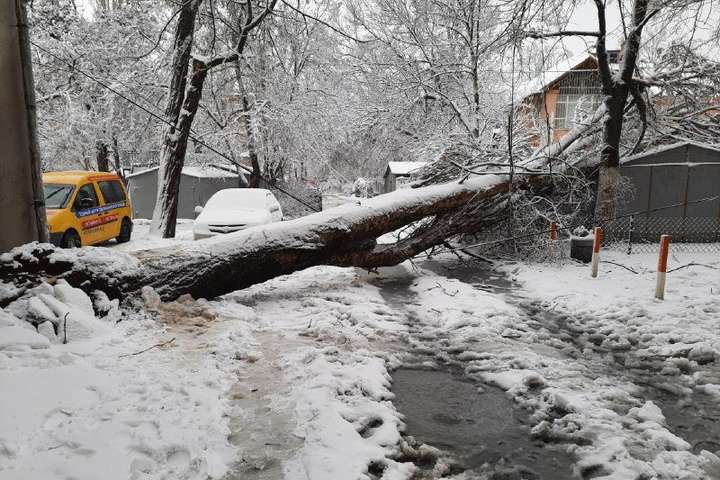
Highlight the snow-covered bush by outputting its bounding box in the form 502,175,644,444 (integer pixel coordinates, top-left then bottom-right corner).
352,177,374,198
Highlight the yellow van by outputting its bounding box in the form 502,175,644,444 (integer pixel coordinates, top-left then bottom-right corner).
43,171,133,248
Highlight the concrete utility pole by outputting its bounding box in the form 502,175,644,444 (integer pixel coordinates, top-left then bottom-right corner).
0,0,48,252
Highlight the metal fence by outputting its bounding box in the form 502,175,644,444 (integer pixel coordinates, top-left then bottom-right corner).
599,216,720,254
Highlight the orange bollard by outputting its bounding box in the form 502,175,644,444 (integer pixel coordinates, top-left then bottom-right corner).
655,234,671,300
591,227,602,278
549,221,558,257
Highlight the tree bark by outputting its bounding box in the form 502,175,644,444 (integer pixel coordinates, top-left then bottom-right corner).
150,0,202,238
110,135,125,182
594,93,626,221
593,0,651,221
234,64,261,187
96,140,110,171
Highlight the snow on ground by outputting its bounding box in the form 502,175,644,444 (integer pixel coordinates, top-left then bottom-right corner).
386,252,720,479
211,252,720,479
2,230,719,480
0,281,244,479
510,249,720,372
111,219,195,252
502,250,720,479
217,267,414,479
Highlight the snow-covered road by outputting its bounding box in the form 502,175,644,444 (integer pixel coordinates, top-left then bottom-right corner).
1,239,719,480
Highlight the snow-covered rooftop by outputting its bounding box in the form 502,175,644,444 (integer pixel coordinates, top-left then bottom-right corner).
126,164,242,179
385,161,428,176
513,51,598,102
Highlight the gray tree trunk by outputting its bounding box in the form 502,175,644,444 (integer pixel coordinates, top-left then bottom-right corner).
150,0,203,238
96,140,110,171
234,64,262,188
593,0,650,221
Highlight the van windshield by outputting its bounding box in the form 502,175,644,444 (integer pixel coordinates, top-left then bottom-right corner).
44,184,75,209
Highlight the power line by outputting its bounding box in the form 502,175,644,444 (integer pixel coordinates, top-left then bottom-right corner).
29,40,322,213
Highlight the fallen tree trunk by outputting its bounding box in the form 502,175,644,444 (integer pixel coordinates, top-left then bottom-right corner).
133,174,516,300
1,174,519,304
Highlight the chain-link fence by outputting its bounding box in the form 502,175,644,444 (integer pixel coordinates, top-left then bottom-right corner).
417,196,720,262
443,214,720,262
598,216,720,254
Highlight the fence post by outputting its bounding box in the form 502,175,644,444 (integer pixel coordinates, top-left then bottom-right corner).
627,215,634,255
549,221,557,257
591,226,602,278
655,234,671,300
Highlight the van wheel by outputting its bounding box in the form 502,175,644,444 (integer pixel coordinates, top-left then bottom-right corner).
116,218,132,243
61,230,81,248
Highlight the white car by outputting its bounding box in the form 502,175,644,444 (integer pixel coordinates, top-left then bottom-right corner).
192,188,283,240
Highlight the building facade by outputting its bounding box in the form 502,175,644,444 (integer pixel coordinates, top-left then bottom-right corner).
517,53,607,146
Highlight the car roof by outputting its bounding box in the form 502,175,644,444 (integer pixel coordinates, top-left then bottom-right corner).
43,170,121,185
210,188,273,198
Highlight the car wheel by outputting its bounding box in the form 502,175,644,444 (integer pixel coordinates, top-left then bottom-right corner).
61,229,81,248
116,218,132,243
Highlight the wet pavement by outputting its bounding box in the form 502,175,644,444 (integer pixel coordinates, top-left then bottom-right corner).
374,258,720,478
393,368,575,479
421,259,720,460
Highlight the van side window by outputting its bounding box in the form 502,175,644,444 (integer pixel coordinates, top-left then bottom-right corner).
98,180,126,204
73,183,99,211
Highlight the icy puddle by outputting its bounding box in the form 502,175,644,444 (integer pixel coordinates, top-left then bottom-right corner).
420,258,720,463
392,368,575,479
652,389,720,454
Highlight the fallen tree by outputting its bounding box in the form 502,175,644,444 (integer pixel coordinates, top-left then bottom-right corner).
3,45,719,306
1,174,520,304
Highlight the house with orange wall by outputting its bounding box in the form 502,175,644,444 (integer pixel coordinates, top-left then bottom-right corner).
516,51,616,146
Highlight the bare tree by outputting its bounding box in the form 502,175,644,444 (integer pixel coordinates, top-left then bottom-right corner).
524,0,715,220
96,140,110,171
149,0,202,237
150,0,278,238
592,0,652,220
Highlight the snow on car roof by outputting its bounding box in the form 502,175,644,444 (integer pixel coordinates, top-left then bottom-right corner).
386,161,428,176
205,188,274,206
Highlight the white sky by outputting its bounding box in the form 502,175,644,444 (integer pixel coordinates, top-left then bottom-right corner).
76,0,93,18
566,0,624,52
561,0,718,58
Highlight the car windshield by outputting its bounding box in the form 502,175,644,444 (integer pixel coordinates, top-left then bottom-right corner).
44,184,75,209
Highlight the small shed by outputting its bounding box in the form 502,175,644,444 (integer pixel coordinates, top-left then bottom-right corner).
619,142,720,217
612,142,720,244
126,165,247,219
383,161,427,193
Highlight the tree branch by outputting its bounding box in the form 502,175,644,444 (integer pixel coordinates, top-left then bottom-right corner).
524,30,600,39
593,0,613,90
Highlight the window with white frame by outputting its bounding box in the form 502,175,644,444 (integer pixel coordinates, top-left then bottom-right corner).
553,71,603,130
